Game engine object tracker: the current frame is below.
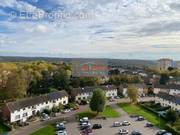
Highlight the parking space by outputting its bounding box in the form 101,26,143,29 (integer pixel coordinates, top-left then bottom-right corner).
64,104,159,135
65,115,159,135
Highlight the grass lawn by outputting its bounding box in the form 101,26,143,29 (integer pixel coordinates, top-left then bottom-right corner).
117,103,166,128
30,125,55,135
77,105,119,119
0,121,10,134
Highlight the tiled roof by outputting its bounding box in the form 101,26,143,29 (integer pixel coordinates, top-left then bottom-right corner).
6,90,68,112
154,84,180,90
156,92,180,105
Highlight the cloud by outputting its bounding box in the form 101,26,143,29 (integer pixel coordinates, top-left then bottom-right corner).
1,0,180,59
25,24,48,33
138,21,180,36
151,44,180,49
169,2,180,11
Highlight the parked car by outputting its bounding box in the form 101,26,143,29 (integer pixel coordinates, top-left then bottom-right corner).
114,96,120,99
41,113,50,121
156,130,167,135
56,130,67,135
109,98,115,102
18,122,29,127
62,109,71,114
137,116,144,121
145,122,153,127
163,133,172,135
80,122,91,130
113,121,122,127
122,121,131,126
56,122,66,131
119,129,128,134
92,124,102,129
131,130,142,135
81,128,92,134
80,100,88,105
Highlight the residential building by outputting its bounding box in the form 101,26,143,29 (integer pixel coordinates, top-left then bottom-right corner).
157,58,173,70
72,59,108,77
153,84,180,95
155,92,180,111
1,91,68,123
71,85,117,102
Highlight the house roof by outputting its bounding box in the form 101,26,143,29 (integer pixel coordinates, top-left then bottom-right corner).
71,85,117,96
156,92,180,105
6,90,68,112
154,84,180,90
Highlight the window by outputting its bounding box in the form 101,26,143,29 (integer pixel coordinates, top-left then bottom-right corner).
15,115,20,120
63,101,66,104
23,113,28,117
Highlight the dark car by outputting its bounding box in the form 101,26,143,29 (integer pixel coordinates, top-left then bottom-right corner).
137,116,144,121
131,131,142,135
92,124,102,129
81,128,93,134
156,130,168,135
18,122,29,127
145,122,153,127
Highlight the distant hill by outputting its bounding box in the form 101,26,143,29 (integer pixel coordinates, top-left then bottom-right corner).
0,56,157,68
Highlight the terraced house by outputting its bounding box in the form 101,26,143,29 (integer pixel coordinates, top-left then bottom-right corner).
1,91,68,123
71,85,117,102
155,92,180,111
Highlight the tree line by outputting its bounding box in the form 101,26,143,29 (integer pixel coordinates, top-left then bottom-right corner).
0,61,100,102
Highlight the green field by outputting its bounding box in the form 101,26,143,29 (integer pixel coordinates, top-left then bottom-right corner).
77,105,119,119
117,103,166,128
30,125,55,135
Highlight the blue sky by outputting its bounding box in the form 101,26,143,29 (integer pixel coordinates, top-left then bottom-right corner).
1,0,180,60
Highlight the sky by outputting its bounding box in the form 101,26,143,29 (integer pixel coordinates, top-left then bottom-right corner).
1,0,180,60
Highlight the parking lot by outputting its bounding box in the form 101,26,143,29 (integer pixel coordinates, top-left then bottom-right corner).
65,105,160,135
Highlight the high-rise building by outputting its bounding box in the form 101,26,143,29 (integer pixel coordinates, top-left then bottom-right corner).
157,58,173,70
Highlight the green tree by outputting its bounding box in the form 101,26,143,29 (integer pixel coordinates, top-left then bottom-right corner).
165,109,178,123
90,88,106,115
127,85,138,104
159,73,169,85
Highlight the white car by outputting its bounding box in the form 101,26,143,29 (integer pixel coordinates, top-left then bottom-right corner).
63,109,71,113
113,121,122,127
119,129,128,134
56,130,67,135
122,121,131,126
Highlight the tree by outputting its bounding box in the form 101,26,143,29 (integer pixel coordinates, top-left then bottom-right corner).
165,109,178,123
147,87,154,95
90,88,106,115
159,73,169,85
127,85,138,104
4,70,28,100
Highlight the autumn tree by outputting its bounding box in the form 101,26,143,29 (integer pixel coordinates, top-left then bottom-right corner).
127,85,138,104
